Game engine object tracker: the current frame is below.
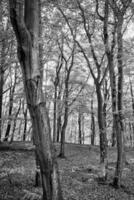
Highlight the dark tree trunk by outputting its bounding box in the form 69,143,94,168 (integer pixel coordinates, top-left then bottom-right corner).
23,107,27,141
82,115,85,144
129,79,134,145
53,57,62,143
96,84,107,164
9,1,63,199
58,42,75,157
53,84,57,142
113,15,124,188
57,89,62,142
103,80,109,130
91,98,95,145
103,0,117,147
78,111,82,144
107,51,117,147
59,86,68,158
57,114,61,142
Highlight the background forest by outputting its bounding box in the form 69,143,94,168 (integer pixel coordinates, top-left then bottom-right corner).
0,0,134,200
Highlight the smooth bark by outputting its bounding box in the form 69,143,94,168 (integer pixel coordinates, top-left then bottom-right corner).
9,1,63,199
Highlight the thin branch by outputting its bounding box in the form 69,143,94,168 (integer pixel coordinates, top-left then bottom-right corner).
95,0,104,21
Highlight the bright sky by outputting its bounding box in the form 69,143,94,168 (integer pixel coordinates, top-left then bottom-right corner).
124,23,134,39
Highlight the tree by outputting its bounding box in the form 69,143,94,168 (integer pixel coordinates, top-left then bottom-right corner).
53,52,63,143
99,0,117,146
9,1,63,199
109,0,132,188
58,0,108,177
58,40,76,158
90,92,95,145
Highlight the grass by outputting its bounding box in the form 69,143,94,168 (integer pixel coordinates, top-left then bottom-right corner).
0,143,134,200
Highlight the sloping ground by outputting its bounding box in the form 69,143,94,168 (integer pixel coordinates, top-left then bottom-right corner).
0,141,35,151
0,143,134,200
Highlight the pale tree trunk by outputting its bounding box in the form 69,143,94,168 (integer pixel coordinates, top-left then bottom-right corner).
9,1,63,199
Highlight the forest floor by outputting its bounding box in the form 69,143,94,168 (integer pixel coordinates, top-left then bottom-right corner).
0,142,134,200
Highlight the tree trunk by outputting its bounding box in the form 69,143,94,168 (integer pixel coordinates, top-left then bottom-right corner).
9,1,63,199
129,79,134,146
96,84,107,164
23,107,27,141
107,52,117,147
82,115,85,144
0,0,7,141
10,99,21,143
78,110,82,144
103,0,117,147
59,80,69,158
91,98,95,145
57,89,62,142
113,16,124,188
96,84,108,181
53,84,57,142
57,114,61,142
59,99,68,158
0,38,5,141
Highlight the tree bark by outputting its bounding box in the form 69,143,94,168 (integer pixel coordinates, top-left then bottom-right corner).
59,82,69,158
78,110,82,144
10,99,21,143
0,1,7,140
129,79,134,145
91,98,95,145
103,0,117,147
0,39,5,141
53,84,57,142
96,84,107,164
23,107,27,141
113,14,124,188
9,1,63,199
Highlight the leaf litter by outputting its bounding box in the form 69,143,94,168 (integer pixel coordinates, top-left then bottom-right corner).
0,143,134,200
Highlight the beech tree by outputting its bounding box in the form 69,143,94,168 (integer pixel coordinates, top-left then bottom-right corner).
109,0,132,188
9,0,63,199
97,0,117,147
